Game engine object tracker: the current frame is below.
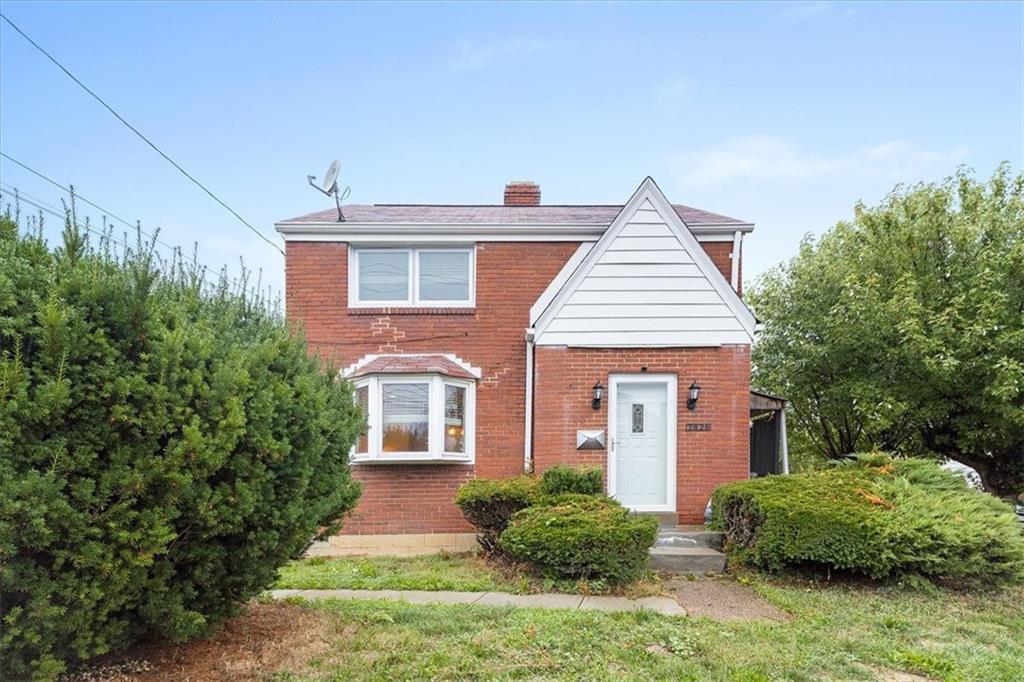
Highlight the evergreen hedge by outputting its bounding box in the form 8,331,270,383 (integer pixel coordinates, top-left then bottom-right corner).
454,475,542,553
540,464,604,496
499,495,658,583
0,215,362,679
710,454,1024,583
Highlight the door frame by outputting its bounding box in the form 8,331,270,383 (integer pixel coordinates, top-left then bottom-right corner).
607,373,677,512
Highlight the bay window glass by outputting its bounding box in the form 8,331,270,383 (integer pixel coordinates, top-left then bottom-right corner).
382,383,430,452
352,375,474,462
355,384,369,454
444,384,466,453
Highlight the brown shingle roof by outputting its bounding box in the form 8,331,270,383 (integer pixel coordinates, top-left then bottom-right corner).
279,204,749,226
345,354,478,380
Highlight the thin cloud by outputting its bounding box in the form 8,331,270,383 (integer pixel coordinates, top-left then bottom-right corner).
673,135,968,188
448,37,545,71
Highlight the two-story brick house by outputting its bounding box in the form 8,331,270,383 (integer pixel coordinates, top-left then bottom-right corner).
277,177,756,555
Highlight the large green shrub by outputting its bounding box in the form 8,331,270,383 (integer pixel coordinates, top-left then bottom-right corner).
499,495,658,583
0,216,362,680
710,454,1024,582
454,475,542,553
540,464,604,496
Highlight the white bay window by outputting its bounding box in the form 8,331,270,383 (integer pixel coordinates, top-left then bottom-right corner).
353,374,475,463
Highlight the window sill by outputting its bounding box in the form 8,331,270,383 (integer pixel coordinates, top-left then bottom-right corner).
348,307,476,316
351,455,474,465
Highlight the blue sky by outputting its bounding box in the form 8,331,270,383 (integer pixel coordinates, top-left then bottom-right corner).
1,1,1021,300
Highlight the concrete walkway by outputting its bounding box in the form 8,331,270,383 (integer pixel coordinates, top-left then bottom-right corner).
269,588,686,616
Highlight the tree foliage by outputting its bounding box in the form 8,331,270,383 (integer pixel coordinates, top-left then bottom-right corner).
0,212,362,680
749,166,1024,496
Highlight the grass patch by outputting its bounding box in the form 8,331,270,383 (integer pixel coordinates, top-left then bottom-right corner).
275,575,1023,681
274,553,667,597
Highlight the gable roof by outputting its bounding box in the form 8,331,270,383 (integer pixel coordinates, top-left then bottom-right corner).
532,177,757,347
278,203,751,227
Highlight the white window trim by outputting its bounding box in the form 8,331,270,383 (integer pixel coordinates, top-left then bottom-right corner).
351,373,475,464
348,246,476,308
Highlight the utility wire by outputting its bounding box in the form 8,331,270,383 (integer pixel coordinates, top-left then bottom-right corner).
1,151,137,230
0,184,252,294
1,153,181,256
1,179,199,270
0,12,285,256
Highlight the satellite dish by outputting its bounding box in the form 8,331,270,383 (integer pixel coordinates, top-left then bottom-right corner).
306,158,350,222
322,160,340,193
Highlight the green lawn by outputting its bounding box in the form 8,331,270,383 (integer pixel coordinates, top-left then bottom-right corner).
275,553,667,596
270,575,1024,681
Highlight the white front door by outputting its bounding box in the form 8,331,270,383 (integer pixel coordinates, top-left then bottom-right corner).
608,375,676,512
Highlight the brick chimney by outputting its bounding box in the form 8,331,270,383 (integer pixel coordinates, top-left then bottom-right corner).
504,181,541,206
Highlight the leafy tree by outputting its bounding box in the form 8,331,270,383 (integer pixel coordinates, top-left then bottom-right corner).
0,210,362,680
750,166,1023,497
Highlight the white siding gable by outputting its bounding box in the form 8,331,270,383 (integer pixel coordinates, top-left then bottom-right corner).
534,178,756,347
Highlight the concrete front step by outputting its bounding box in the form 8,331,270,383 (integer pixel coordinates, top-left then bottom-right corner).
654,530,724,550
649,546,727,575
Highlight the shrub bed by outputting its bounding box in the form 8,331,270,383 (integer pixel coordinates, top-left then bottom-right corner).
711,454,1024,583
454,476,542,553
0,217,362,679
499,495,659,584
540,464,604,496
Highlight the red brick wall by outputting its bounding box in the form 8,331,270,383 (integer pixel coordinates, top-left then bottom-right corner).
532,345,751,525
285,241,582,534
286,239,747,534
700,241,742,295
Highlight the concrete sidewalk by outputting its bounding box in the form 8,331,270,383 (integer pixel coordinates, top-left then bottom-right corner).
269,588,685,616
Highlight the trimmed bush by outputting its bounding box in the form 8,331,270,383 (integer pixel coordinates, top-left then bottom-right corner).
540,464,604,496
454,476,542,553
0,216,362,680
710,454,1024,583
499,495,658,583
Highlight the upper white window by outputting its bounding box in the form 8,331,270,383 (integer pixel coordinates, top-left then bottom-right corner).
350,247,474,307
351,374,475,463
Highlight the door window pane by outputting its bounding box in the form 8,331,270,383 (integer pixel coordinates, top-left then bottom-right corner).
444,384,466,453
382,383,429,452
359,251,409,301
355,385,369,454
632,403,644,433
418,251,469,301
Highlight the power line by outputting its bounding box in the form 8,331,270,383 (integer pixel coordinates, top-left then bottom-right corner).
1,151,137,230
0,184,247,293
0,12,285,257
0,153,181,256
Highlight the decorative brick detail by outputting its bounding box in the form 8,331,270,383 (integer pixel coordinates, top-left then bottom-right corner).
532,345,751,525
348,307,477,316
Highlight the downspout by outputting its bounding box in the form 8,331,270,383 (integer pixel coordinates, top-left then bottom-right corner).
730,230,742,292
779,406,790,474
524,327,536,473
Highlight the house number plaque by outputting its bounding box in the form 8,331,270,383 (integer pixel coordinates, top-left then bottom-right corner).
685,423,712,432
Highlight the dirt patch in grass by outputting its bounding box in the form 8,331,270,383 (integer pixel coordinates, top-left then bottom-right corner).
62,602,333,681
671,576,789,621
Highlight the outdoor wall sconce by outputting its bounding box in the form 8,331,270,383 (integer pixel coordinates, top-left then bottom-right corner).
687,380,701,411
592,380,604,410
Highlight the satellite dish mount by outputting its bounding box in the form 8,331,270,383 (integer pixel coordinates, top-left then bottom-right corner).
307,159,350,221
